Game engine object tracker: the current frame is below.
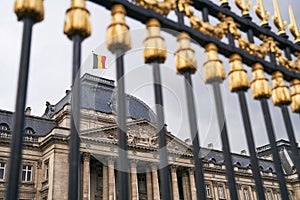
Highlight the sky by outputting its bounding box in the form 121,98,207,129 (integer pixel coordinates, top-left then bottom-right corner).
0,0,299,154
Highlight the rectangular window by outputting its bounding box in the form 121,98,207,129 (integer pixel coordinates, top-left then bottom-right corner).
21,165,32,182
44,161,49,180
138,176,146,192
218,185,225,198
0,162,5,180
206,184,212,197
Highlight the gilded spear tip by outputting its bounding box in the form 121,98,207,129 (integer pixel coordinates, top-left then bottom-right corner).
234,0,251,16
288,5,300,43
254,0,269,26
272,0,287,35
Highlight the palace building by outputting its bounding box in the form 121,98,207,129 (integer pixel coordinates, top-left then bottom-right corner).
0,74,299,200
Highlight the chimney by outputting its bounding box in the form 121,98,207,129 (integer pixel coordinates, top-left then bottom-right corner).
207,143,213,149
241,149,247,155
25,107,31,115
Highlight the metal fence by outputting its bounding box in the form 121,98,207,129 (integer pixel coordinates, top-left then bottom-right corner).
6,0,300,199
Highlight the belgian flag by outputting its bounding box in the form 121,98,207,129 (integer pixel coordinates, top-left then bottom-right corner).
93,53,106,69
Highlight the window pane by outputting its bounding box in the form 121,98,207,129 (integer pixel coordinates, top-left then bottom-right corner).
27,171,32,181
21,171,26,181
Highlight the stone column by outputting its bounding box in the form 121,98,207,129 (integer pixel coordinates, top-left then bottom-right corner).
182,170,191,200
83,153,90,200
212,181,219,200
102,163,108,200
248,185,255,200
130,160,139,200
108,158,115,200
151,164,160,200
188,168,197,200
146,167,153,200
171,166,179,200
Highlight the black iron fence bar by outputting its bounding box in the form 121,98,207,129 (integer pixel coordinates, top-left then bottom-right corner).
90,0,300,81
212,82,239,200
201,8,238,200
237,91,266,200
116,50,130,200
259,99,290,200
68,34,82,200
183,72,207,200
152,62,172,200
6,17,34,200
280,105,300,180
176,8,207,199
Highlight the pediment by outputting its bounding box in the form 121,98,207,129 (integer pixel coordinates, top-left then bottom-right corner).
81,120,193,155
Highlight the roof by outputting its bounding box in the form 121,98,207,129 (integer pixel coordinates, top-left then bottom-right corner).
43,73,156,123
0,109,57,136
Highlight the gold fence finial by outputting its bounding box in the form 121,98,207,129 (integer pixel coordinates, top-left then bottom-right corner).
175,32,197,74
271,71,291,106
272,0,287,35
250,63,271,99
203,43,226,83
106,4,131,53
144,18,167,64
288,5,300,44
228,54,250,92
254,0,269,26
290,79,300,113
220,0,229,6
234,0,251,16
14,0,44,22
64,0,91,40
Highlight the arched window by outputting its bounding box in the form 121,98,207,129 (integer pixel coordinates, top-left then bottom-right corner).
24,127,35,135
0,123,9,131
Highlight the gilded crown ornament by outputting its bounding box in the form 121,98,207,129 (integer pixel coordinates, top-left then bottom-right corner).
290,79,300,113
106,5,131,53
234,0,251,16
64,0,91,40
288,5,300,44
144,18,167,64
175,32,197,74
228,54,250,92
250,63,271,99
272,0,287,35
254,0,269,26
14,0,44,22
203,43,226,83
271,71,291,106
133,0,176,15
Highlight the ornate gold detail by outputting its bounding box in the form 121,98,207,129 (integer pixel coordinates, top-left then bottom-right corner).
278,55,294,70
218,15,241,39
14,0,44,22
178,0,193,17
106,5,131,53
228,54,250,92
220,0,229,5
293,53,300,73
254,0,269,26
290,79,300,113
288,5,300,44
234,0,251,16
64,0,91,40
175,32,197,74
271,71,291,106
250,63,271,99
133,0,176,15
260,36,281,56
272,0,287,35
144,18,167,64
203,43,226,83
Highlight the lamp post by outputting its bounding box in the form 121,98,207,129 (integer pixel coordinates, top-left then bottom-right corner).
6,1,44,199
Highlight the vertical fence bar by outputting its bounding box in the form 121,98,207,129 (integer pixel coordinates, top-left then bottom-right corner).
63,1,91,199
6,17,34,200
152,62,171,200
280,105,300,179
116,50,130,200
259,99,290,199
183,72,207,200
106,5,131,199
176,9,207,199
68,34,82,200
